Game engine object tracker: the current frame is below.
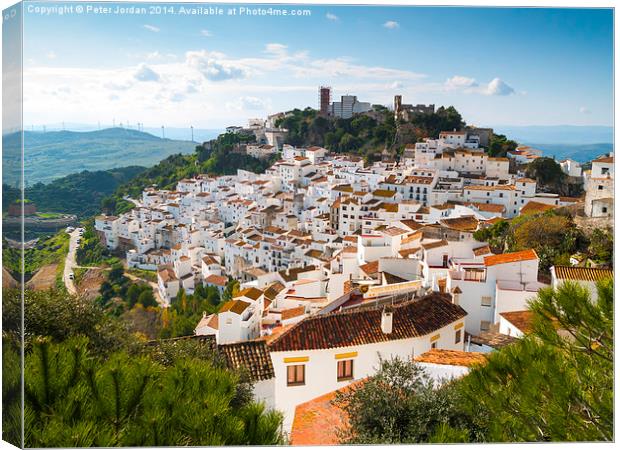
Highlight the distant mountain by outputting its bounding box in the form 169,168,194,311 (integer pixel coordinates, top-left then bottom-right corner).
2,128,197,186
27,123,223,143
524,143,614,163
493,125,613,145
3,166,146,219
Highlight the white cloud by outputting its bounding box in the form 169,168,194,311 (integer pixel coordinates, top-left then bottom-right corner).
326,13,339,21
143,24,160,32
483,78,515,96
200,29,213,37
186,50,248,81
579,106,591,114
226,96,270,111
134,64,160,82
22,44,432,128
445,75,478,90
264,43,289,59
383,21,400,29
46,51,56,60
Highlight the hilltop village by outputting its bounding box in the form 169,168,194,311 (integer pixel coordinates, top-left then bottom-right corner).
94,99,614,437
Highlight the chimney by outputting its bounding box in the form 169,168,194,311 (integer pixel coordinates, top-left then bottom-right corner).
381,306,393,334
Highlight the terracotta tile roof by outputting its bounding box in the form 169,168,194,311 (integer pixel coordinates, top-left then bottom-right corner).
281,306,306,320
380,203,399,213
218,340,274,382
263,281,285,300
290,381,364,445
279,265,317,283
415,349,487,367
440,216,479,232
236,287,263,301
520,201,556,215
465,202,505,213
196,313,218,331
359,260,379,277
219,299,251,315
383,226,409,236
472,245,492,257
399,247,421,258
470,331,517,349
421,239,449,250
399,219,424,231
205,274,228,287
372,189,397,198
593,156,614,163
268,294,466,352
484,249,538,267
499,310,534,334
553,265,613,282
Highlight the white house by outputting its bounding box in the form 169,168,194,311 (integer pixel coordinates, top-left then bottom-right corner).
584,155,613,218
266,293,467,431
550,265,613,302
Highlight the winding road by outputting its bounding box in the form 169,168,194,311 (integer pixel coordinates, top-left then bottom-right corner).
63,229,81,295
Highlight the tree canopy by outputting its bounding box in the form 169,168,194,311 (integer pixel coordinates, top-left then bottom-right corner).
336,278,613,443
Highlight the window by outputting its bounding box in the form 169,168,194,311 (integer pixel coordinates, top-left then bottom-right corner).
455,329,462,344
337,360,354,381
481,296,492,307
480,320,491,331
598,185,604,190
287,365,305,386
226,318,232,325
602,207,608,213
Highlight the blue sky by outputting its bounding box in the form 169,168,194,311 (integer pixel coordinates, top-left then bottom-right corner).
21,3,613,129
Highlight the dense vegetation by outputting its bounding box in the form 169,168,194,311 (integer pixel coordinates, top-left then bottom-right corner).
275,105,465,161
2,288,284,447
76,220,115,266
336,279,613,443
2,166,145,218
487,133,518,157
473,209,612,273
2,231,69,280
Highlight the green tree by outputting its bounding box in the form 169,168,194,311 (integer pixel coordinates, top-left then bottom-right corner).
222,279,240,302
137,289,157,308
460,279,613,442
334,358,476,444
22,337,284,447
487,133,518,157
525,157,567,194
587,228,613,266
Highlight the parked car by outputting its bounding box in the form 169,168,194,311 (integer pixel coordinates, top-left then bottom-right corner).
68,272,75,280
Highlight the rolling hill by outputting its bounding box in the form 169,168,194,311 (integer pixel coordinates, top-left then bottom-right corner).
3,166,146,219
2,128,197,186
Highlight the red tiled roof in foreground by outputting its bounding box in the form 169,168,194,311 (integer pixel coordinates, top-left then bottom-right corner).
484,249,538,267
499,310,535,334
414,349,487,367
290,380,365,445
268,294,466,352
